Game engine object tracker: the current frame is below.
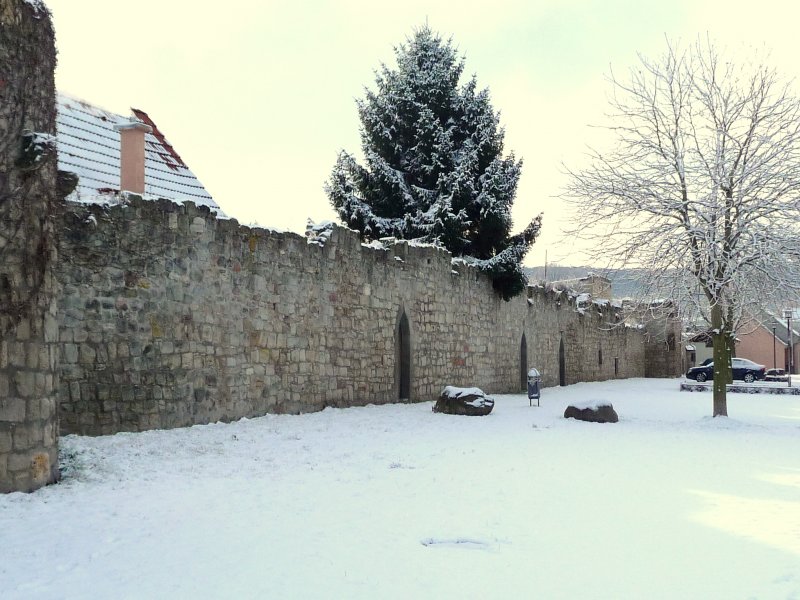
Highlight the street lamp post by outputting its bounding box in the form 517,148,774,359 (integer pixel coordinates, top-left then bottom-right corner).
784,310,793,388
773,326,777,370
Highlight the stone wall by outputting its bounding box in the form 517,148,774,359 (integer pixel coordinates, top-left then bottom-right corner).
56,196,661,436
643,311,683,379
0,0,60,493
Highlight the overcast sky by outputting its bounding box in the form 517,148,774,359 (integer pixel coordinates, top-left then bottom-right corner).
45,0,800,266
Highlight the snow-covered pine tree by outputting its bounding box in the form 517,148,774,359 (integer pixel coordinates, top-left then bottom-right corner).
326,26,541,300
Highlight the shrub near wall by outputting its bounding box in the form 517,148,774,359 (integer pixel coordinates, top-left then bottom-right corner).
57,196,654,436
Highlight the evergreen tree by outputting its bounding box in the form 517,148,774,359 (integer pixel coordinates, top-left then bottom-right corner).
326,26,541,300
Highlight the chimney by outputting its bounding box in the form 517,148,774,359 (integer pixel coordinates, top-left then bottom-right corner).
114,118,152,194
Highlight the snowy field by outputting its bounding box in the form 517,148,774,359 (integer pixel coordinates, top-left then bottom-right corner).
2,378,799,599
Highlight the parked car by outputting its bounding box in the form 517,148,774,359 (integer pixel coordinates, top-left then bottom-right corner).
765,368,789,382
686,358,766,383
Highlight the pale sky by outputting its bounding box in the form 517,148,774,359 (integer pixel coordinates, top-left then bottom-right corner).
44,0,800,266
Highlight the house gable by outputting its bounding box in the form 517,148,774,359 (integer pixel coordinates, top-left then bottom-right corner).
56,93,221,212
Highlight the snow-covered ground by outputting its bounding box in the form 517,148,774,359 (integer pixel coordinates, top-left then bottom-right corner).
2,378,799,599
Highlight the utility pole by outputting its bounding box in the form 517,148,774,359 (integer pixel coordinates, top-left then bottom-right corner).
773,326,777,370
785,310,793,388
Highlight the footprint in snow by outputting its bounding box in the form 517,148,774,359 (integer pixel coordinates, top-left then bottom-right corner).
389,462,415,470
421,538,492,550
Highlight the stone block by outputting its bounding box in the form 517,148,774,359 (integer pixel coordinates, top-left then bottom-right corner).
45,314,59,343
41,396,57,417
28,398,41,420
78,412,96,427
14,423,40,450
15,318,31,341
43,422,56,446
13,372,35,398
80,382,97,401
39,346,50,371
9,342,27,368
79,344,96,365
26,344,39,369
190,217,205,235
0,430,12,453
35,373,49,397
7,452,32,473
31,451,53,487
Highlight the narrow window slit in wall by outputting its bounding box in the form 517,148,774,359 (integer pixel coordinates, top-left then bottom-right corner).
397,311,411,400
520,333,528,391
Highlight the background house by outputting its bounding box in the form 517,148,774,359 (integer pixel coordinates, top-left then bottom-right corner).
56,93,221,210
684,330,714,371
549,273,612,299
736,312,800,373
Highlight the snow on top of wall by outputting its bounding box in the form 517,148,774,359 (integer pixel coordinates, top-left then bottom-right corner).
68,190,229,219
306,219,335,246
536,283,624,316
56,93,221,213
362,240,389,251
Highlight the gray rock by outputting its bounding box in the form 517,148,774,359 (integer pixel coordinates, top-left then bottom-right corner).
433,386,494,416
564,401,618,423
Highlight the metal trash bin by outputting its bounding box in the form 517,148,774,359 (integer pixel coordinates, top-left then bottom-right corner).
527,368,542,406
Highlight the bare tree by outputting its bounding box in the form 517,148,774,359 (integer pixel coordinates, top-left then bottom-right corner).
563,38,800,417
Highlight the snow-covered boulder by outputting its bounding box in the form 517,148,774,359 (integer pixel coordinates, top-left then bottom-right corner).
433,386,495,416
564,400,619,423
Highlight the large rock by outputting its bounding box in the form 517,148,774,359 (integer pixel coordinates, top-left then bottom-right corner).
564,400,618,423
433,386,495,416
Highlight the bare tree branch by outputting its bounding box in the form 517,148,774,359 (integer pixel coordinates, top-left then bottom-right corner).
563,38,800,417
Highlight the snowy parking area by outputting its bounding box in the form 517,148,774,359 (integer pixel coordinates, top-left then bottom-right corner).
2,378,799,599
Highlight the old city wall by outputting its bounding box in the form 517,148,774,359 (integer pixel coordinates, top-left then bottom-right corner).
0,0,60,493
56,197,656,436
644,314,684,378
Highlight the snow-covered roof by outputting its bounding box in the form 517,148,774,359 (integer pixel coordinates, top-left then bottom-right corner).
56,93,219,211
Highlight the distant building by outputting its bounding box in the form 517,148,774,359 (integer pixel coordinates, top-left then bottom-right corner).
685,330,714,370
549,273,612,299
736,312,800,374
56,93,221,211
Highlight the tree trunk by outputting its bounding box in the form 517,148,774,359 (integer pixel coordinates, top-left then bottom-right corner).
711,303,729,417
